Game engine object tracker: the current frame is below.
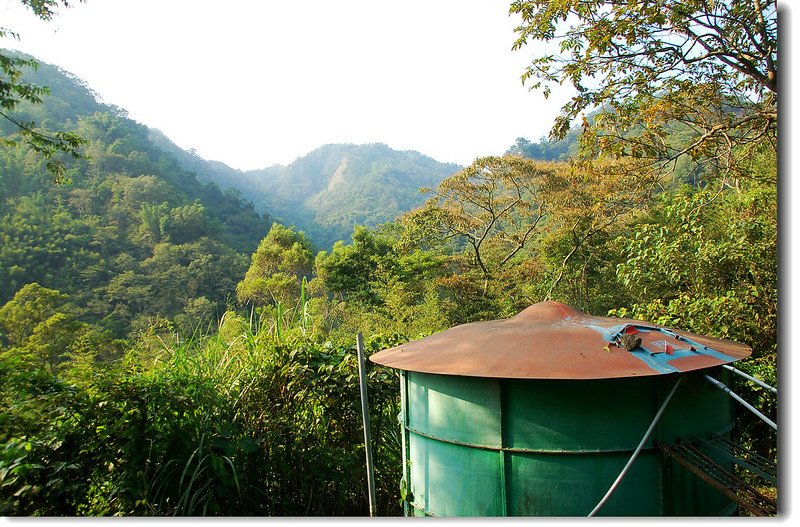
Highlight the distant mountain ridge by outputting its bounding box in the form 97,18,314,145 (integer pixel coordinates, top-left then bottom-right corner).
5,50,462,249
152,135,462,249
236,143,461,248
146,122,463,248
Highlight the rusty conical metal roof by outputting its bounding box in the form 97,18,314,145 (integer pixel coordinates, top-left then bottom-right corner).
369,301,751,379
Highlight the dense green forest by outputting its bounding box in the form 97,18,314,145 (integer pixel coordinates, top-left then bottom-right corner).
183,142,462,249
145,114,462,250
0,0,778,517
0,52,272,337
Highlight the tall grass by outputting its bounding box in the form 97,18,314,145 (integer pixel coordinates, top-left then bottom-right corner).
0,292,404,516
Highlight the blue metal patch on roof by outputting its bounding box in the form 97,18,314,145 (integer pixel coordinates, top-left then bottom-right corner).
584,322,740,374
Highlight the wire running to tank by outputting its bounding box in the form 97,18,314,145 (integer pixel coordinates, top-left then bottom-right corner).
588,376,683,517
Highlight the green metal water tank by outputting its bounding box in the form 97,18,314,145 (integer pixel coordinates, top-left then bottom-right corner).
370,301,752,517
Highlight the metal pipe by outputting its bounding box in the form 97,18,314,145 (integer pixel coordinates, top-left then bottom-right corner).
356,332,377,516
704,374,777,431
722,364,777,394
588,376,683,517
400,370,411,517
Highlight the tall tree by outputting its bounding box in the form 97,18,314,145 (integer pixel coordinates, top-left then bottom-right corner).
0,282,68,346
404,156,558,292
510,0,778,179
236,224,314,307
403,155,656,311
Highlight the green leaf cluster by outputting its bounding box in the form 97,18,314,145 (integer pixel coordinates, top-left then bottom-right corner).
0,308,404,516
510,0,777,178
0,60,271,337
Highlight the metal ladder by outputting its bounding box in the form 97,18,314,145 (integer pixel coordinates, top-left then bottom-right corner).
656,439,777,516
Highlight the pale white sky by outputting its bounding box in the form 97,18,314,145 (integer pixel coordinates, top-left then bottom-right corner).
0,0,571,170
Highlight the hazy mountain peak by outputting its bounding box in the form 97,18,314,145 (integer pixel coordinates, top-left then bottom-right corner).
232,142,461,248
4,50,462,249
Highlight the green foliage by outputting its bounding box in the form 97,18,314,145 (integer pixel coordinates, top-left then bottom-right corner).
162,203,208,244
0,284,123,378
315,226,394,304
236,224,314,308
608,177,777,464
0,283,68,346
225,143,460,249
311,223,451,339
612,183,776,352
509,0,777,178
0,306,404,516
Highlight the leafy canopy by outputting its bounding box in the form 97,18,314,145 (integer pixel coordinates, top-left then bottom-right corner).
510,0,777,177
236,223,314,307
1,1,86,182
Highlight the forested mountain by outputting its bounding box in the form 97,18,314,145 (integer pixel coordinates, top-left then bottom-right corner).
142,102,462,250
0,51,272,336
0,50,464,334
213,144,461,249
0,0,778,515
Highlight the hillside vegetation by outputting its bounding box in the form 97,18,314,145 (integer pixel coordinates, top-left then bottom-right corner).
137,113,461,250
0,52,272,336
0,0,778,515
216,143,460,249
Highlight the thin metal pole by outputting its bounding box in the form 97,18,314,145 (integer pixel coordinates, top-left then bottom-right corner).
721,364,778,394
356,332,377,516
704,374,777,430
588,376,682,517
399,370,411,517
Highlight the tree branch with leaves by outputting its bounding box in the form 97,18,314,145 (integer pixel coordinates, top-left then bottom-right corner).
1,0,86,182
404,156,559,293
510,0,777,179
